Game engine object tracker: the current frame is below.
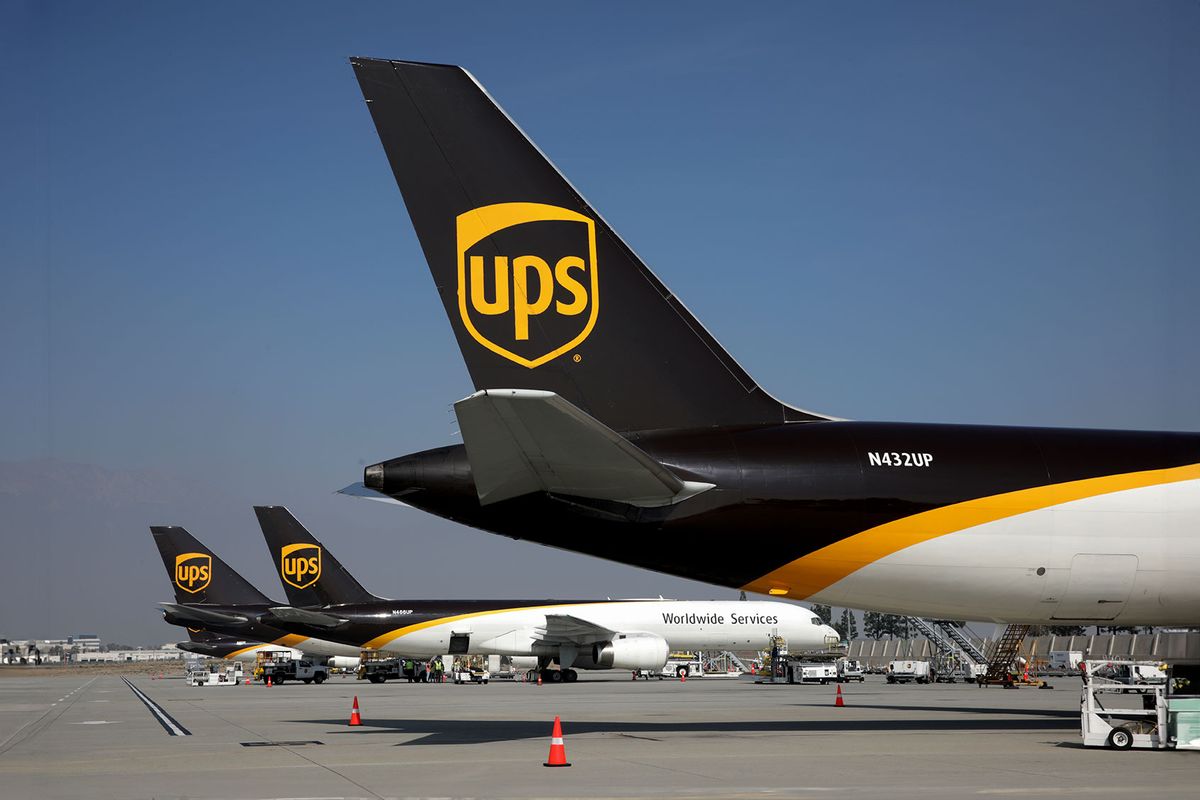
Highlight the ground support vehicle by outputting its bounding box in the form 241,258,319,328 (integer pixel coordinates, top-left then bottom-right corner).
188,662,243,686
1089,661,1168,687
788,662,837,684
886,660,933,684
254,651,328,685
358,651,404,683
660,653,702,679
1048,650,1084,674
1081,660,1200,750
452,656,490,684
836,659,866,683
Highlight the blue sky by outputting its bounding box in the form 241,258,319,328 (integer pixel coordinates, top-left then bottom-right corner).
2,2,1197,641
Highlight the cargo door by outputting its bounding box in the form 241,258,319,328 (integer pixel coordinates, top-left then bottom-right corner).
1051,554,1138,620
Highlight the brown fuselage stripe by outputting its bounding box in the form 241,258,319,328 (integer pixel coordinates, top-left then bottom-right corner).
741,462,1200,599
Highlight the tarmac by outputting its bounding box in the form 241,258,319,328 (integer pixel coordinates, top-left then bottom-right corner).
1,670,1197,799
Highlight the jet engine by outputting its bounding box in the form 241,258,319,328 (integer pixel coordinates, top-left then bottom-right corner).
588,633,669,671
325,656,361,670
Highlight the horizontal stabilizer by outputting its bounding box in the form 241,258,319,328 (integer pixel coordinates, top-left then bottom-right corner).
336,482,413,507
159,602,249,627
454,389,714,507
265,606,349,629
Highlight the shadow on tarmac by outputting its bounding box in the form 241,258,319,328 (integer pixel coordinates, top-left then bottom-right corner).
289,711,1078,745
814,703,1078,719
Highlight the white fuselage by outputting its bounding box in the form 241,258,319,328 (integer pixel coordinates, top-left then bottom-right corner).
811,478,1200,624
372,600,837,659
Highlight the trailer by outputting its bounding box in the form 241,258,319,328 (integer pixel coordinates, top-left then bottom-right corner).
188,661,243,686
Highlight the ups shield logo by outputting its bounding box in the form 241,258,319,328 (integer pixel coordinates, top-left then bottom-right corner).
281,543,322,590
457,202,599,368
174,553,212,595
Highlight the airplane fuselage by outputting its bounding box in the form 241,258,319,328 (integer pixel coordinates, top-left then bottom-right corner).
370,420,1200,625
261,599,835,661
161,607,362,659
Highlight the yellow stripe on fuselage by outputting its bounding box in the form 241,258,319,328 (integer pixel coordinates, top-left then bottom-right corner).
362,603,595,651
223,634,309,660
741,462,1200,599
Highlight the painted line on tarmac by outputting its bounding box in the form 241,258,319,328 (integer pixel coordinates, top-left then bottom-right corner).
121,677,191,736
0,676,97,756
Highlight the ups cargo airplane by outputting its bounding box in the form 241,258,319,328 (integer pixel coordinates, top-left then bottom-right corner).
153,514,836,681
176,629,304,665
345,57,1200,626
152,526,363,664
252,506,837,680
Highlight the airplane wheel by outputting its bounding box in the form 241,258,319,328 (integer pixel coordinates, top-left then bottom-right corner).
1108,727,1134,750
563,669,578,683
548,670,563,683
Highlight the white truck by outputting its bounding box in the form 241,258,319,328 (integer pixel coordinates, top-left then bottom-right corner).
255,652,328,685
886,659,933,684
836,659,866,683
1048,650,1084,673
788,662,838,684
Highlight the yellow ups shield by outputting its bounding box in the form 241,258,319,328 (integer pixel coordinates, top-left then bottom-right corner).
281,543,322,590
174,553,212,595
456,202,599,369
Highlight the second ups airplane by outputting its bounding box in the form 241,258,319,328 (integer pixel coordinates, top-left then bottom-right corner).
252,506,838,681
346,58,1200,626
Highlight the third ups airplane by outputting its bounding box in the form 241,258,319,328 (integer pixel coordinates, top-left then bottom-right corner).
344,58,1199,626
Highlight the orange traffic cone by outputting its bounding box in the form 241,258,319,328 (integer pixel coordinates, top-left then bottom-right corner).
266,675,273,688
349,695,362,726
835,684,845,707
537,672,543,686
543,716,571,767
680,669,686,683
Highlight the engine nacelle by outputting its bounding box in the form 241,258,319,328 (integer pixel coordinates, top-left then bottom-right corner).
589,633,669,671
325,656,361,670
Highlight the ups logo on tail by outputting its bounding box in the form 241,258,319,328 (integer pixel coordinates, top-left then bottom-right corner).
174,553,212,595
281,543,322,589
456,202,599,368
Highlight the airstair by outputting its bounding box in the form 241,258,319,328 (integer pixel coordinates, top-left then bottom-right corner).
981,623,1032,684
720,651,751,672
937,621,988,664
906,617,986,666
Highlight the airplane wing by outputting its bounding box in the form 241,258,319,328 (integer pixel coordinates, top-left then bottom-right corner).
159,602,249,626
264,606,350,629
454,389,714,507
533,614,619,646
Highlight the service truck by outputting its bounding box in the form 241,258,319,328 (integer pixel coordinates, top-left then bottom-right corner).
256,652,328,685
886,659,933,684
836,659,866,683
1048,650,1084,673
788,662,838,684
